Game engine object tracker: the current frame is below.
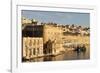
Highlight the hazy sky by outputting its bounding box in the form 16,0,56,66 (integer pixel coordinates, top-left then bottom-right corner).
22,10,90,27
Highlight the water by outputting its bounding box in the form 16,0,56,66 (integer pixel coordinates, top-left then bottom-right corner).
25,47,90,62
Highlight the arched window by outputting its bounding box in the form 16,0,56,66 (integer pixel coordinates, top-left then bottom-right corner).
33,48,35,55
37,48,39,54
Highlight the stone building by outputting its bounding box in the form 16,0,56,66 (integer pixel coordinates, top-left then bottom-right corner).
22,37,43,59
21,17,32,24
22,23,65,60
22,25,44,60
43,24,64,55
22,25,43,37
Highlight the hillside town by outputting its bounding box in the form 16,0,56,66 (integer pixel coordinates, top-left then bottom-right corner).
22,17,90,62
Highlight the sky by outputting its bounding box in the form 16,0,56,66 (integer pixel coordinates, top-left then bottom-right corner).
22,10,90,27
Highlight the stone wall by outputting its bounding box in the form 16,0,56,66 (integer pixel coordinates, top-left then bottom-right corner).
43,24,64,55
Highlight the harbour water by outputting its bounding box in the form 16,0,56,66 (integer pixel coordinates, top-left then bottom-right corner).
25,47,90,62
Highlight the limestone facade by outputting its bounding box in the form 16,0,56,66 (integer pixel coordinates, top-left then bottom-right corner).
22,37,43,59
43,24,64,55
22,24,65,60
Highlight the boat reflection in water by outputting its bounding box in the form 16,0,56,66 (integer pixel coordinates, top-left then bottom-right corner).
26,46,90,62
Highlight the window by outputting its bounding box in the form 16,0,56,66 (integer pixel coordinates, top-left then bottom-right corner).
37,48,39,54
33,48,35,55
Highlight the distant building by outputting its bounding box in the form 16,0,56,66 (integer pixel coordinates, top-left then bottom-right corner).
31,19,38,25
21,17,38,30
21,17,32,24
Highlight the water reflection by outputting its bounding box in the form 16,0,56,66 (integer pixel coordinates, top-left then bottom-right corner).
27,48,90,62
